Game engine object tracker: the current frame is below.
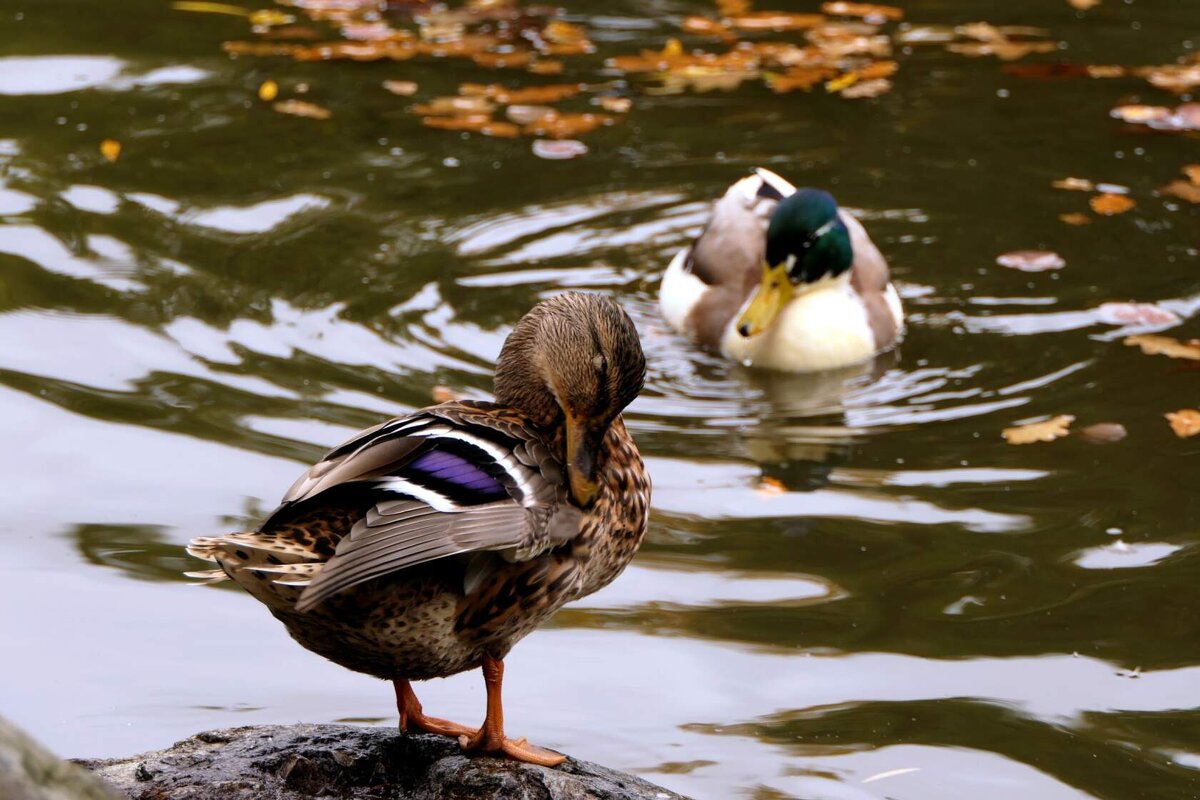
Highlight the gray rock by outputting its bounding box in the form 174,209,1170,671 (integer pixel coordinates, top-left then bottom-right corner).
0,716,121,800
81,724,691,800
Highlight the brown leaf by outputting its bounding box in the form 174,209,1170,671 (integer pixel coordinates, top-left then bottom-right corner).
820,2,903,21
1003,415,1075,445
1125,335,1200,360
1077,422,1126,444
462,82,581,104
412,95,496,115
996,250,1066,271
1183,164,1200,184
1059,212,1092,225
528,60,563,75
728,12,826,32
1090,193,1135,215
1162,180,1200,204
1096,302,1180,327
768,65,839,93
383,80,419,96
273,99,332,119
523,112,615,138
1166,409,1200,438
99,138,121,163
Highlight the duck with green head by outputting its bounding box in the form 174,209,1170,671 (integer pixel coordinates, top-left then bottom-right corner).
660,168,903,372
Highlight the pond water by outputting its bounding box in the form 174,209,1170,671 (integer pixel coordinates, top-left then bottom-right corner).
2,1,1199,798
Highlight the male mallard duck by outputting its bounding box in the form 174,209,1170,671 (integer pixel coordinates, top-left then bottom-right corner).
187,292,649,767
660,168,903,372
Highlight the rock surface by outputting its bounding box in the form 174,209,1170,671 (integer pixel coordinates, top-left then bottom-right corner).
81,724,691,800
0,716,120,800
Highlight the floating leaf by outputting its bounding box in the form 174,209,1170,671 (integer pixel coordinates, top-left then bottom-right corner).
1125,335,1200,360
1097,302,1180,327
543,20,589,45
257,79,279,101
840,77,891,98
532,139,588,159
413,95,496,115
821,2,903,21
472,50,533,69
100,138,121,163
172,1,248,16
1067,0,1100,9
682,16,735,41
383,79,419,96
1141,64,1200,94
528,60,563,75
1184,164,1200,184
462,82,582,104
948,40,1057,60
1078,422,1126,444
1003,415,1075,445
1059,212,1091,225
754,476,788,497
595,96,632,113
728,12,826,32
1090,193,1135,215
716,0,751,15
505,104,556,124
996,250,1066,272
273,99,331,119
1166,410,1200,439
1053,177,1094,191
1162,180,1200,204
249,9,296,26
524,112,615,138
768,66,840,93
1110,105,1171,123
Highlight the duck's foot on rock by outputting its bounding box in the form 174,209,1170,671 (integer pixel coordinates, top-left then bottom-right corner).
79,724,693,800
459,730,567,768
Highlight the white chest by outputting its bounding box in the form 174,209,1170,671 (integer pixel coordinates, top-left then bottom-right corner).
719,281,877,372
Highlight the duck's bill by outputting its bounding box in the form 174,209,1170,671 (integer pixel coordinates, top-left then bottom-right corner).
737,262,794,338
565,413,600,507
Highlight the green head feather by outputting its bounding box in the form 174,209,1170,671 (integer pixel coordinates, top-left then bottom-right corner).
764,189,853,284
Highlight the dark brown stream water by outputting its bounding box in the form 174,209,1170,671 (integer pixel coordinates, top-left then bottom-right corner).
2,1,1199,798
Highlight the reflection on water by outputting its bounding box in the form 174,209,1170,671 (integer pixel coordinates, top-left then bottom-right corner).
2,0,1200,798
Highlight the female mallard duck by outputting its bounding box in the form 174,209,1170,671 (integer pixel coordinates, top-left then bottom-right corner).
660,168,903,372
186,292,649,767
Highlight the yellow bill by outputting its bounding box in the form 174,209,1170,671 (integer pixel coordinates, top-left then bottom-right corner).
737,262,794,338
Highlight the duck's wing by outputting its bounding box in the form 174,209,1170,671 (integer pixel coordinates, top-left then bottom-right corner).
674,169,797,346
260,403,577,611
841,209,904,349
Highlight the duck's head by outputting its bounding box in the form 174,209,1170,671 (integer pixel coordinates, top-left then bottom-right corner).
736,188,853,338
495,292,645,507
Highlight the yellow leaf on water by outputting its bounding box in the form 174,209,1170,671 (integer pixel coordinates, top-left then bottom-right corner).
1090,193,1135,215
1059,212,1091,225
172,1,249,16
1125,334,1200,360
1002,415,1075,445
1166,409,1200,438
257,79,278,101
1162,180,1200,204
100,139,121,162
248,9,295,26
825,71,859,92
273,99,331,119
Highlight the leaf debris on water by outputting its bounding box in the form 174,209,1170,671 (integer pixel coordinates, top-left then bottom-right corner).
258,79,279,101
1003,415,1074,445
1124,335,1200,360
1090,193,1135,215
996,250,1066,271
273,99,331,119
531,139,588,159
1078,422,1126,444
1059,212,1091,225
100,139,121,162
383,80,419,96
1166,410,1200,439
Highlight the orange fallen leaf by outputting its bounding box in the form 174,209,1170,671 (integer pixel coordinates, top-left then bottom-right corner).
505,104,556,124
841,77,891,98
99,138,121,163
412,95,496,115
462,82,581,104
1059,212,1092,225
543,20,588,45
1183,164,1200,184
821,2,903,21
258,79,279,101
1125,335,1200,360
1003,415,1074,444
1110,104,1171,123
768,66,840,93
1067,0,1100,9
1090,193,1135,215
595,96,632,113
755,476,788,496
1086,64,1125,78
728,12,826,32
472,50,534,68
1162,180,1200,204
383,80,419,95
273,99,331,119
682,16,735,40
523,112,616,138
996,250,1066,271
716,0,751,15
1166,409,1200,438
528,60,563,75
1142,64,1200,93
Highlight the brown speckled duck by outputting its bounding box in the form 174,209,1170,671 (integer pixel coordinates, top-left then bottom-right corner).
187,292,650,766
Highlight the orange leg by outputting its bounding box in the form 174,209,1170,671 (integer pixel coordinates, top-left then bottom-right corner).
394,679,477,738
457,654,566,767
